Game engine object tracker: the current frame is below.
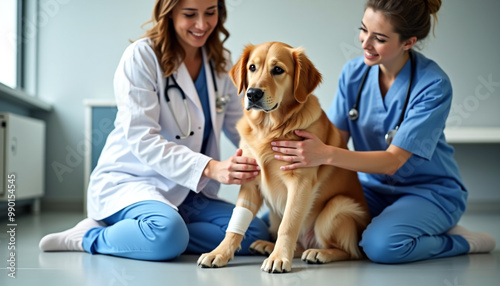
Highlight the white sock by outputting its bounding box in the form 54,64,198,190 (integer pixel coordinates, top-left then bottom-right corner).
39,218,104,252
447,225,496,254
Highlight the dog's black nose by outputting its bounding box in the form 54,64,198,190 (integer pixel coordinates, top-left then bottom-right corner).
247,88,264,103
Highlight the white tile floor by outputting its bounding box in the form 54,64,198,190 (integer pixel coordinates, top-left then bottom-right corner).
1,211,499,286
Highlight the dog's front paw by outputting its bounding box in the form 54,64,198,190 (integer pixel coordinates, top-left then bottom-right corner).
197,252,232,268
260,255,292,273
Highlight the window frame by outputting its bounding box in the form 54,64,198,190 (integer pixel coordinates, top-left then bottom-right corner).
0,0,51,111
16,0,25,89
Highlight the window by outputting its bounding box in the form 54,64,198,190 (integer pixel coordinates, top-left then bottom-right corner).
0,1,19,89
0,1,45,109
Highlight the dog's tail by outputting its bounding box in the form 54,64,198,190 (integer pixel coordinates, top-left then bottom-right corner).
314,195,370,259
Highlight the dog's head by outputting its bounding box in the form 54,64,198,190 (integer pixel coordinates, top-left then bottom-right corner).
230,42,322,114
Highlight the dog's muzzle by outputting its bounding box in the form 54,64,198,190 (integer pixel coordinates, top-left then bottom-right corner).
245,88,278,112
247,88,264,103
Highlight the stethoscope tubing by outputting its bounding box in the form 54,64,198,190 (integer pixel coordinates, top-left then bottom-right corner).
164,60,219,140
349,50,415,145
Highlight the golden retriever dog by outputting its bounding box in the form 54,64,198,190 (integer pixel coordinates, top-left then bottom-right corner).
198,42,370,273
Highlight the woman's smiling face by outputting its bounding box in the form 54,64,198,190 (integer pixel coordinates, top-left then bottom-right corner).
171,0,219,53
359,7,408,69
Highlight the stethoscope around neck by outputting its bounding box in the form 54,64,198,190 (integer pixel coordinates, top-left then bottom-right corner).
349,50,415,145
165,60,229,140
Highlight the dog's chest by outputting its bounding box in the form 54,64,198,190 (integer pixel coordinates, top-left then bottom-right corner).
241,134,301,213
259,176,287,215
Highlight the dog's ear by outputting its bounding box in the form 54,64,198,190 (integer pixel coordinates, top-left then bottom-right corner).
292,47,322,103
230,44,254,95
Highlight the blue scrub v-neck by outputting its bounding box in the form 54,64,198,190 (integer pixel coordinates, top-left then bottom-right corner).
194,62,213,155
383,59,412,131
373,60,412,112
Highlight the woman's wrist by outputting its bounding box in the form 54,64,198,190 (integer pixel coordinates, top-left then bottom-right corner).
324,145,337,166
203,159,215,180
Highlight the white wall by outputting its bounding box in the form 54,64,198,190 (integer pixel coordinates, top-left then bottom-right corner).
36,0,500,209
37,0,155,206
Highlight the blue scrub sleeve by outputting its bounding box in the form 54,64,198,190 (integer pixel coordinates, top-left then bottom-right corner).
390,76,452,160
327,66,350,132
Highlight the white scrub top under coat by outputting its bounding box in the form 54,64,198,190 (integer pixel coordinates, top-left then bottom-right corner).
87,38,242,220
327,51,467,213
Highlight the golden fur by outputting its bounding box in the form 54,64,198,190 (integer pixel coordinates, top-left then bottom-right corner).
198,42,370,273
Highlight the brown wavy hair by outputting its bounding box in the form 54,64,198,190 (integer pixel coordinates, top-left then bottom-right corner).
140,0,230,77
366,0,441,42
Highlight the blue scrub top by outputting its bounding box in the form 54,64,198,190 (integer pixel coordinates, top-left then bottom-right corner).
194,62,213,155
327,51,467,212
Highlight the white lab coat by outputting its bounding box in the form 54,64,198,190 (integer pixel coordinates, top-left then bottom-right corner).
87,38,242,220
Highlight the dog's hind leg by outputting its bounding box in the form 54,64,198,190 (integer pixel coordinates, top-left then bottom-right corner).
301,248,350,264
249,240,275,256
250,240,305,258
249,209,278,256
303,195,368,264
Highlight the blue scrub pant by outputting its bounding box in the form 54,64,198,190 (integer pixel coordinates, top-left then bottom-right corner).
359,193,469,264
82,192,269,261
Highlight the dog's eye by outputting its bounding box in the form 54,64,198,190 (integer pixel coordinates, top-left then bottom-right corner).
271,66,284,75
249,64,256,72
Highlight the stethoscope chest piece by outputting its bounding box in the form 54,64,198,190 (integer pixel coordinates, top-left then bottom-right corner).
348,108,359,121
215,92,230,114
384,127,398,145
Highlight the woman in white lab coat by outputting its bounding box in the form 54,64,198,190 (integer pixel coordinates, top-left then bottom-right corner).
39,0,269,261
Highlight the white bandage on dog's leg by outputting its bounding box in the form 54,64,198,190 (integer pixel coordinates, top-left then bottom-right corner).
236,199,257,212
226,206,254,236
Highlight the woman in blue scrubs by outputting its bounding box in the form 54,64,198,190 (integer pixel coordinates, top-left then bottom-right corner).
272,0,495,263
